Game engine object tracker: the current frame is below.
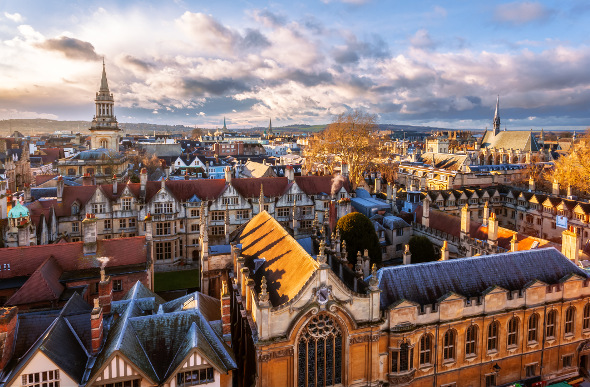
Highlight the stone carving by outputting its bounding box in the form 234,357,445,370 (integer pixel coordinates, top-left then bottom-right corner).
387,369,416,385
349,333,380,344
257,347,294,362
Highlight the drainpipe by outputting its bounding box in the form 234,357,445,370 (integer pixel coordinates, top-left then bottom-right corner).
433,324,439,387
541,304,548,379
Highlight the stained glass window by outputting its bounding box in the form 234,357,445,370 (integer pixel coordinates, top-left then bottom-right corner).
297,314,342,387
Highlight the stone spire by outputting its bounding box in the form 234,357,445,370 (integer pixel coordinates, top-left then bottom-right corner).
259,184,265,213
493,95,501,136
222,117,227,131
90,60,120,151
100,58,109,92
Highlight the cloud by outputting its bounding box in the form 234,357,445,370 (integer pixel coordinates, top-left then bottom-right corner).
120,55,154,73
410,29,436,50
494,2,553,26
252,10,286,28
36,36,100,60
332,34,389,64
182,76,251,96
176,12,241,56
4,12,23,22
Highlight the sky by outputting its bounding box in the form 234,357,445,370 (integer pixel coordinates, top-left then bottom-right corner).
1,0,590,130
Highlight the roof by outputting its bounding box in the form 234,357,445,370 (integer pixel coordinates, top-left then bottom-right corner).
481,130,540,152
294,175,350,196
35,174,59,186
377,247,588,309
8,201,29,218
418,153,469,171
233,211,319,308
240,161,277,178
6,256,64,306
231,177,289,198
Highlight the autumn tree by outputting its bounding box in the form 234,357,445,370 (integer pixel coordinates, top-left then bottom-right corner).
552,128,590,196
306,110,378,187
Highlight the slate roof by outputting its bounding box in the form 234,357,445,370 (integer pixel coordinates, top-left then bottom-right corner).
6,256,64,306
233,211,319,308
481,130,540,152
376,247,588,309
418,153,469,171
90,282,236,384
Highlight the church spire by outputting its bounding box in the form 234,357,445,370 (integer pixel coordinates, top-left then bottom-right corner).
223,117,227,131
493,95,501,135
100,58,109,92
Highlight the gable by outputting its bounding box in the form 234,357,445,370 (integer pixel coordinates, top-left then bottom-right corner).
8,351,77,387
92,353,150,385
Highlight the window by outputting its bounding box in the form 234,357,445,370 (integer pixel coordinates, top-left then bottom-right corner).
396,229,404,237
391,341,414,373
465,325,477,357
104,219,111,230
113,279,122,292
155,222,171,236
191,224,199,232
528,314,539,343
525,364,536,377
485,374,496,387
297,314,342,387
563,354,573,368
419,334,432,366
119,219,127,229
301,206,313,217
564,307,575,336
72,222,79,233
211,211,224,221
71,203,79,215
128,218,136,228
98,380,141,387
154,202,173,214
67,168,76,176
323,201,330,209
396,244,403,251
546,310,557,339
155,242,172,261
584,304,590,331
300,220,313,229
236,210,249,220
222,197,238,205
443,330,455,361
190,209,200,217
102,235,111,240
277,208,290,218
507,317,519,347
287,194,303,203
487,321,499,352
121,198,132,211
210,226,225,236
22,370,60,387
92,203,105,214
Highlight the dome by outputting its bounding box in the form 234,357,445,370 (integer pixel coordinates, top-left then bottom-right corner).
8,201,29,219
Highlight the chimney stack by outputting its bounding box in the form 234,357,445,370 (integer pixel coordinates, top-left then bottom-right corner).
82,173,95,186
510,233,518,252
285,165,294,182
482,201,489,226
528,176,535,192
488,212,498,247
98,266,113,314
57,175,64,203
140,168,148,199
90,299,104,354
562,226,580,266
403,244,411,265
552,179,560,196
220,281,231,345
24,183,31,203
422,196,430,228
112,175,118,195
341,163,349,177
0,307,18,370
460,204,470,240
82,213,98,255
224,166,232,184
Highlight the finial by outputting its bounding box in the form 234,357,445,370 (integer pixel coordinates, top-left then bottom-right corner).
260,276,269,303
369,264,379,288
221,280,228,296
93,298,99,309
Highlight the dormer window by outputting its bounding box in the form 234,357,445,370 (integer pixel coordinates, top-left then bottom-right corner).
72,203,79,215
176,367,214,386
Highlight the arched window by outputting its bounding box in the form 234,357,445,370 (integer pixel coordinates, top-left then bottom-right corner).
487,321,499,352
443,330,456,361
100,139,108,148
583,304,590,331
419,334,432,366
564,307,576,336
546,310,557,339
465,325,477,357
507,317,519,347
297,314,342,387
71,203,79,215
528,314,539,343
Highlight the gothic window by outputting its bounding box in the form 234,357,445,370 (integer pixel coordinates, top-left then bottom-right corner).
487,321,499,352
564,307,576,336
419,334,432,366
297,314,342,387
583,304,590,331
443,329,456,361
507,317,519,347
546,310,557,339
528,313,539,343
465,325,477,357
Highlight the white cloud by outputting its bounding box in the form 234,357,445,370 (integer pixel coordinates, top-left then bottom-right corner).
4,12,23,23
494,2,553,25
0,108,57,120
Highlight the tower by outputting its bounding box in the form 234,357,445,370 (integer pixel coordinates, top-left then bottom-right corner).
90,60,121,151
493,95,501,136
223,117,227,131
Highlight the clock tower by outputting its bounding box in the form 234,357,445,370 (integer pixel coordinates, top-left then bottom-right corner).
89,60,121,152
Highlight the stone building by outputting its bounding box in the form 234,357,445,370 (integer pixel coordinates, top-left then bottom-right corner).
89,60,121,152
227,210,590,386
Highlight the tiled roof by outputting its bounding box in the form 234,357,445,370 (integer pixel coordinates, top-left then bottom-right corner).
377,247,587,308
6,256,64,306
231,177,289,198
418,153,469,171
35,174,59,186
234,211,319,308
294,175,350,196
0,236,148,279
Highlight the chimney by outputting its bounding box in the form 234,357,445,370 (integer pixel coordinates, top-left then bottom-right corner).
161,177,165,190
285,165,294,182
488,213,498,247
375,178,381,194
220,281,231,345
460,204,470,240
482,201,489,226
140,168,148,199
510,233,518,252
224,166,232,184
112,175,118,195
0,307,18,370
528,176,535,192
440,240,449,260
341,163,349,177
403,244,411,265
17,222,31,247
98,266,112,314
567,185,573,199
24,183,31,203
90,299,103,354
57,175,64,203
552,179,560,196
82,213,98,255
422,196,430,228
562,226,580,266
386,183,393,204
82,173,94,186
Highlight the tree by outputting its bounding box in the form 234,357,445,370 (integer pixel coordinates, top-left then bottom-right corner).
336,212,382,266
306,110,378,187
191,127,205,139
408,236,436,264
552,128,590,197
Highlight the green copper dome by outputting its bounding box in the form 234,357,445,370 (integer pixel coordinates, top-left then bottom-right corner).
8,201,29,219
